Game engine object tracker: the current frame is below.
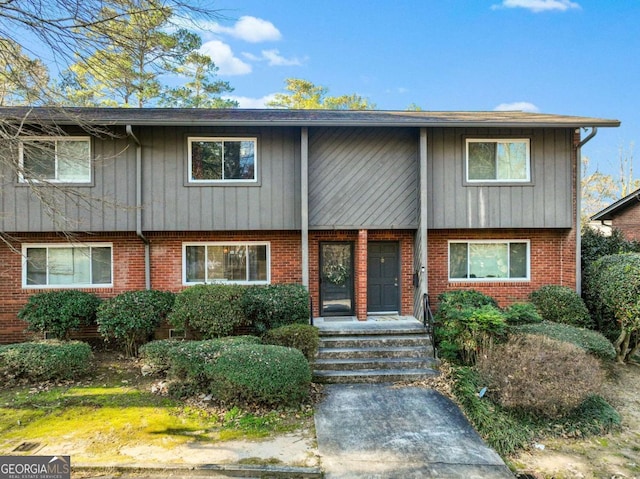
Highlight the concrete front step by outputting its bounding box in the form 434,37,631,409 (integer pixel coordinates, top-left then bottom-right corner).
313,368,438,384
319,334,431,349
314,356,438,371
316,345,434,360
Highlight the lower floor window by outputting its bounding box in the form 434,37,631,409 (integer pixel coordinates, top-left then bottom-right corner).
184,242,269,284
449,240,529,280
23,244,113,287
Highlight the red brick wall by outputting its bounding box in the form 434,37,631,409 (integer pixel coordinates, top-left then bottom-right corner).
0,231,302,344
309,230,414,319
427,228,576,308
611,202,640,241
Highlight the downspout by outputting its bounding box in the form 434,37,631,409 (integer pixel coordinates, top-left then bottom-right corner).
576,127,598,295
126,125,151,290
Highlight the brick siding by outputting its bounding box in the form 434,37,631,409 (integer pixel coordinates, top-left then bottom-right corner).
611,202,640,241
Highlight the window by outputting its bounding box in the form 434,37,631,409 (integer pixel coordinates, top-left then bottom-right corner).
184,242,269,284
19,137,92,183
188,137,256,182
23,244,112,287
466,139,530,182
449,240,529,281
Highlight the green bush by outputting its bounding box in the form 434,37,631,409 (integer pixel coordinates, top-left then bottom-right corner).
0,340,93,383
263,324,319,361
97,290,175,357
583,253,640,363
435,294,506,365
210,344,311,406
529,285,593,328
581,227,640,274
139,339,187,375
168,284,248,338
477,334,606,419
511,321,616,360
18,290,101,340
242,284,310,333
503,302,542,325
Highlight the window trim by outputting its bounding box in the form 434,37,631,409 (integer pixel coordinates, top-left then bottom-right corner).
187,136,258,184
18,136,93,184
448,239,530,282
465,138,531,184
22,243,113,289
182,241,271,285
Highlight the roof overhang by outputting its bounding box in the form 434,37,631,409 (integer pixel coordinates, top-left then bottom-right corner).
591,188,640,221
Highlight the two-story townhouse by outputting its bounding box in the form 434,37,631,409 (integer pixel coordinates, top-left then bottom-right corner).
0,108,620,343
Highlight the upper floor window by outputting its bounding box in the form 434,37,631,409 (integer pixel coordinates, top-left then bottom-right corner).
22,243,113,288
183,242,269,284
449,240,529,281
466,139,530,183
19,137,92,183
188,137,257,183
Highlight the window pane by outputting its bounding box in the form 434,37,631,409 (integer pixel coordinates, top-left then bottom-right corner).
58,140,91,182
23,141,55,180
192,141,222,180
48,247,90,285
26,248,47,285
468,142,496,180
496,142,527,180
509,243,528,278
222,245,247,281
206,245,226,281
449,243,468,279
186,246,206,282
91,247,112,284
468,243,508,278
248,245,267,281
224,141,255,180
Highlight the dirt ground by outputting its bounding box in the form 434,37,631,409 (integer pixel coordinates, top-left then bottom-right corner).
509,362,640,479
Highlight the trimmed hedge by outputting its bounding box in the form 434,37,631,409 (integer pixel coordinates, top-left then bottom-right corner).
529,285,593,328
511,321,615,360
168,284,248,338
263,324,319,361
0,341,93,383
503,302,542,325
242,284,310,333
97,290,175,357
18,290,101,340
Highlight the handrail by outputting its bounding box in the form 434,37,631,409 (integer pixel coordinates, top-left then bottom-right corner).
423,293,436,355
309,296,314,326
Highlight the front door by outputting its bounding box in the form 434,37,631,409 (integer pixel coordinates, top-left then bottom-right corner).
320,242,354,316
367,242,400,313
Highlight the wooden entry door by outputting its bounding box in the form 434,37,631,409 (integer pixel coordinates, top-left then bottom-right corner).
320,242,355,316
367,242,400,313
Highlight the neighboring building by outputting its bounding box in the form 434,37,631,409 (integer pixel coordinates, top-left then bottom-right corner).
591,188,640,241
0,108,620,343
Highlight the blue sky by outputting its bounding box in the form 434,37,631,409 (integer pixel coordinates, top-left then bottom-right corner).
188,0,639,184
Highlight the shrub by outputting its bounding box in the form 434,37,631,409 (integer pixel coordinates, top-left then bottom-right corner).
476,334,606,419
210,344,311,406
168,284,248,338
583,253,640,363
0,340,93,383
581,227,640,274
511,321,615,360
242,284,310,333
529,285,593,328
437,289,498,309
139,339,187,375
18,290,101,340
435,300,506,365
503,302,542,325
97,290,175,357
263,324,319,361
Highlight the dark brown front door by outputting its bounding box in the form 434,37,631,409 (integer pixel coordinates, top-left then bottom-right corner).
320,242,354,316
367,242,399,313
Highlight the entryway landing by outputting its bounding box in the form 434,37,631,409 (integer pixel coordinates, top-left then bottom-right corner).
313,315,425,333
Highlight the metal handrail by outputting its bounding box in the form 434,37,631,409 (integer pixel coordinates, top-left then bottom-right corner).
309,296,314,326
423,293,435,352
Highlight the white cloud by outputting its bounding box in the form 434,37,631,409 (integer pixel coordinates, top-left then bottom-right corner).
491,0,580,12
209,16,282,43
200,40,251,75
261,49,302,66
494,102,540,113
225,94,278,108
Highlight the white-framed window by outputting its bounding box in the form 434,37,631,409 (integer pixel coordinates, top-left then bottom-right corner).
22,243,113,288
19,137,92,183
466,139,530,182
188,137,257,183
183,242,270,284
449,240,530,281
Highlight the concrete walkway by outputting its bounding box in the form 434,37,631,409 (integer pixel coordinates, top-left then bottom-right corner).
315,383,514,478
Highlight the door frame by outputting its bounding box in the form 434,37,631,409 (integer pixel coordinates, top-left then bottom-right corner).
319,241,355,316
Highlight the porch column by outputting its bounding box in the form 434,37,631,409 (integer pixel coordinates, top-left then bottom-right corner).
301,127,309,288
356,229,368,320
